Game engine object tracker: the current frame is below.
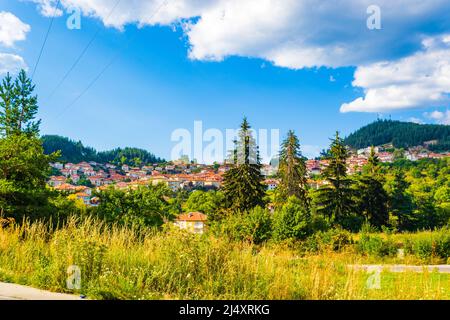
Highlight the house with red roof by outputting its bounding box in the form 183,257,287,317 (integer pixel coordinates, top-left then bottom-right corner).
175,212,208,234
49,176,67,187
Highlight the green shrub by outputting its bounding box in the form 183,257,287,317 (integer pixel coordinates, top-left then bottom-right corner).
211,207,272,244
272,196,311,242
303,228,353,253
412,238,433,261
309,214,330,233
404,228,450,262
357,234,398,257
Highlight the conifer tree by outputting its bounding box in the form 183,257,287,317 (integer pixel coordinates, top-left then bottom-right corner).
387,169,414,230
277,130,308,208
222,118,266,212
0,70,56,221
0,70,40,137
357,146,389,228
316,131,355,225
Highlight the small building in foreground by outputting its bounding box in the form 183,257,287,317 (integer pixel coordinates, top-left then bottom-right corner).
174,212,207,234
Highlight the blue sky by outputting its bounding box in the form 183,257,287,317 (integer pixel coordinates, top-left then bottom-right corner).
1,0,449,161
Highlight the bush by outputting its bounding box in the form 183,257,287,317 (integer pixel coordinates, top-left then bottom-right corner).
211,207,272,244
309,214,331,233
91,184,176,228
403,228,450,262
357,234,398,257
411,238,433,261
272,196,311,242
302,228,353,253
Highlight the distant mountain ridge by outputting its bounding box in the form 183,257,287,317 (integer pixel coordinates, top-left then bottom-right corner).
41,135,164,166
344,120,450,151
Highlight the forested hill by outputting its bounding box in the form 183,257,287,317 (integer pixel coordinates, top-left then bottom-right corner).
344,120,450,151
41,135,164,166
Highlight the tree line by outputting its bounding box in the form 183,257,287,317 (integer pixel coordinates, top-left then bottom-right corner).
0,71,449,240
42,135,163,166
206,117,450,241
344,119,450,150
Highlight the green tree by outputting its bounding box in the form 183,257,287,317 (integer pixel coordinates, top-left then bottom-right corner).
184,190,224,216
77,175,94,187
385,170,414,230
42,135,97,163
0,71,58,221
316,132,355,226
357,147,389,228
277,130,308,208
344,119,450,151
0,134,58,220
213,206,272,244
393,148,405,161
92,184,175,228
434,185,450,221
133,157,142,167
0,70,40,137
222,118,266,212
272,196,311,241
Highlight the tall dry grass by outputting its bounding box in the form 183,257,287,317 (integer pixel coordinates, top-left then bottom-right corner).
0,217,449,300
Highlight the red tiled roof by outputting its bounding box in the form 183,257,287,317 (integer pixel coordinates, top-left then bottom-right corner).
54,183,76,190
176,212,207,222
50,176,66,181
75,192,90,197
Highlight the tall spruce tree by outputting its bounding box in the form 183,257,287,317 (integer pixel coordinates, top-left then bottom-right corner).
357,146,389,228
0,70,40,137
277,130,309,208
387,169,414,230
222,118,266,212
317,131,355,225
0,70,56,221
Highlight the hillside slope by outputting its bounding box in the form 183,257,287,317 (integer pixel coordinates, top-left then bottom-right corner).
344,120,450,151
42,135,164,165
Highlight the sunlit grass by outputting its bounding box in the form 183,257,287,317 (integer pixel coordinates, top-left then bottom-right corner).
0,217,449,300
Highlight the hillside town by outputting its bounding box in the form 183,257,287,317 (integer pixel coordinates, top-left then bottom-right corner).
47,144,450,207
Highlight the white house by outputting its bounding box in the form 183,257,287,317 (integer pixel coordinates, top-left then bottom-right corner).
174,212,208,234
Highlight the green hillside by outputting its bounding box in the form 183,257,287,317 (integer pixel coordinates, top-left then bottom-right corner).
41,135,164,165
344,120,450,151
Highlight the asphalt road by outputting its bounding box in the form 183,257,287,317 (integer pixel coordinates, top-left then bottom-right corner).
0,282,84,300
348,264,450,273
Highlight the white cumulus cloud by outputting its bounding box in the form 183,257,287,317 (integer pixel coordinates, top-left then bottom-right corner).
0,12,29,75
0,53,28,75
26,0,450,113
407,117,424,124
29,0,64,17
340,35,450,113
26,0,450,65
0,11,31,47
424,110,450,125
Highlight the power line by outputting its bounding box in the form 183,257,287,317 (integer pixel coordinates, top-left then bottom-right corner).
31,0,62,79
46,0,122,100
54,0,169,119
54,55,119,120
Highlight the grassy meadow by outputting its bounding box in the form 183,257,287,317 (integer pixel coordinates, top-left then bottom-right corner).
1,217,450,300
